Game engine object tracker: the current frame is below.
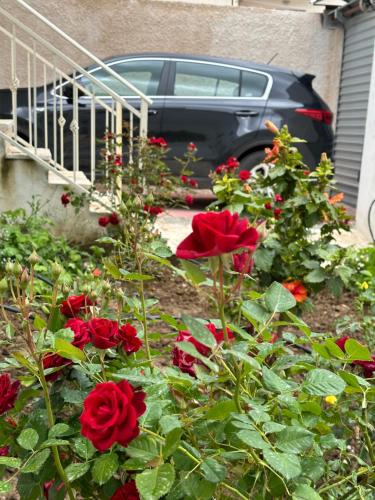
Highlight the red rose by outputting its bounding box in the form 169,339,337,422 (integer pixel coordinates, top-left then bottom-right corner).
176,210,259,259
80,380,146,451
117,323,142,354
148,136,168,148
226,156,240,169
173,324,234,376
264,203,272,210
239,170,251,181
187,142,197,152
0,374,20,415
98,216,110,227
43,353,70,382
336,336,350,352
0,446,9,456
215,164,226,174
61,193,70,206
274,194,283,203
64,318,91,349
114,158,122,167
282,281,307,303
60,295,93,318
88,318,119,349
143,205,164,216
185,195,194,206
111,480,140,500
335,336,375,378
189,179,198,188
233,251,254,274
181,175,188,184
109,213,120,225
273,208,282,219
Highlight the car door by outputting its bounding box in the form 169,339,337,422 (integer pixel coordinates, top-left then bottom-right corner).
72,58,167,170
161,59,269,184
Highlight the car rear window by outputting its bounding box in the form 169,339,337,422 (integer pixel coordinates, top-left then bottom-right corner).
241,71,269,97
174,62,240,97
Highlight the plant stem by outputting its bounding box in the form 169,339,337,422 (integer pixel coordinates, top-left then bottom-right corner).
318,466,374,494
37,360,75,500
137,255,152,367
363,403,375,465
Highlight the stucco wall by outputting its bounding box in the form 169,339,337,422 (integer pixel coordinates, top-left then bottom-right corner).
0,0,343,114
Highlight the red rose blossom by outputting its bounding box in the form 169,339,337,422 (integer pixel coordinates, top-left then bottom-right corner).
336,336,350,352
60,295,93,318
88,318,119,349
233,251,254,274
173,324,234,376
64,318,91,349
239,170,251,181
176,210,259,260
80,380,146,451
117,323,142,354
273,207,282,219
110,480,140,500
0,374,20,415
283,280,308,303
148,136,167,148
61,193,70,206
189,179,198,188
185,195,194,206
226,156,240,169
264,202,272,210
98,216,110,227
143,205,164,216
0,446,9,457
187,142,197,152
181,175,188,184
274,194,283,202
335,336,375,378
215,164,226,174
109,212,120,225
43,353,71,382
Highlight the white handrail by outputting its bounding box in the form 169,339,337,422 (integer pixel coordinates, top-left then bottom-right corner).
14,0,152,105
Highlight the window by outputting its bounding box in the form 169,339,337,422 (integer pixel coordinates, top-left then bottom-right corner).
80,60,164,96
240,71,268,97
174,62,240,97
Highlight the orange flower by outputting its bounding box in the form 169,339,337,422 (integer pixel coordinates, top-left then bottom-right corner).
264,120,279,134
92,268,102,277
264,141,280,163
283,280,308,303
328,192,344,205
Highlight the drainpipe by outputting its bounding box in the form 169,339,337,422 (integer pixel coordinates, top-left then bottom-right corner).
331,0,373,23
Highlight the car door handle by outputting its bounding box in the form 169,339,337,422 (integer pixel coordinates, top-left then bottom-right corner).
148,109,158,115
235,110,259,117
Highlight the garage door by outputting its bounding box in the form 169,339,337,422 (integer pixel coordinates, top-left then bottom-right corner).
334,10,375,207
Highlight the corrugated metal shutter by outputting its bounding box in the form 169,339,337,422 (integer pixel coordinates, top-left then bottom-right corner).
334,10,375,207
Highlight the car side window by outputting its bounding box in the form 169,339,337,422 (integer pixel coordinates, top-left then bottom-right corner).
80,60,164,97
240,71,268,97
173,62,240,97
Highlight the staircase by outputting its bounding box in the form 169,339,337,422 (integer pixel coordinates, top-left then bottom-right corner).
0,0,150,225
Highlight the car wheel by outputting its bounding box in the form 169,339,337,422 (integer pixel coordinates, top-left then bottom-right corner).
240,150,269,177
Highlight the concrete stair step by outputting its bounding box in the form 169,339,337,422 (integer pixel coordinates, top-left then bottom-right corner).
5,143,52,161
89,193,114,214
48,170,92,187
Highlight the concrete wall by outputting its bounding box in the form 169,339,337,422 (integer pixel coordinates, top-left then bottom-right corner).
0,0,343,115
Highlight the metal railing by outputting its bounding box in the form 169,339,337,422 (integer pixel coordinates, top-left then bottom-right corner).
0,0,151,205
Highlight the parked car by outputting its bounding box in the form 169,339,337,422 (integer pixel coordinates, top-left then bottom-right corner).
0,53,334,187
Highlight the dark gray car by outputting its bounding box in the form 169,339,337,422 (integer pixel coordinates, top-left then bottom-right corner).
0,53,334,187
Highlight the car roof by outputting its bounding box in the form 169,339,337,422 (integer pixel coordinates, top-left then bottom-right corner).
101,52,308,78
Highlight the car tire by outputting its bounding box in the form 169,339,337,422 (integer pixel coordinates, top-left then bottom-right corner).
240,150,269,177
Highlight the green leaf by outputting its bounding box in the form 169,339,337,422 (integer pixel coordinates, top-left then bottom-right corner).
163,427,183,459
17,428,39,450
0,481,11,493
254,248,275,272
263,422,286,434
160,415,181,434
0,457,21,468
224,349,261,371
103,259,121,278
264,282,296,313
181,316,216,349
136,463,175,500
200,458,226,483
238,429,270,450
22,449,50,473
92,453,119,485
263,367,292,393
305,268,327,283
49,423,71,438
206,400,237,421
119,270,153,281
263,450,301,480
275,427,313,454
54,338,85,362
126,435,159,462
344,339,372,361
301,457,326,482
65,462,90,482
73,437,96,460
180,260,206,285
292,484,323,500
242,301,272,323
303,369,346,396
176,342,218,372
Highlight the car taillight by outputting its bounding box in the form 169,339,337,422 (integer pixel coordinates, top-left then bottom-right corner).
295,108,333,125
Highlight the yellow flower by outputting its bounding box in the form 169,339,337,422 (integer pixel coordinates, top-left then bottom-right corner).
325,395,337,406
360,282,369,290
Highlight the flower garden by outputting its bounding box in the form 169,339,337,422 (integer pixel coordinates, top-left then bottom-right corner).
0,122,374,499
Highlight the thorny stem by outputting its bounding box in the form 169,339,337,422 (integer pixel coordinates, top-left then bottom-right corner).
136,251,152,368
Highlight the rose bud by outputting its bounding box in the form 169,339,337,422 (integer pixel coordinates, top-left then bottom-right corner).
61,193,71,206
185,195,194,206
264,120,279,134
274,194,283,203
28,250,40,266
187,142,197,152
264,202,272,210
98,216,110,227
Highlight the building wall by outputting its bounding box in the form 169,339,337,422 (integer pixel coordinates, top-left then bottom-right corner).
0,0,343,114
